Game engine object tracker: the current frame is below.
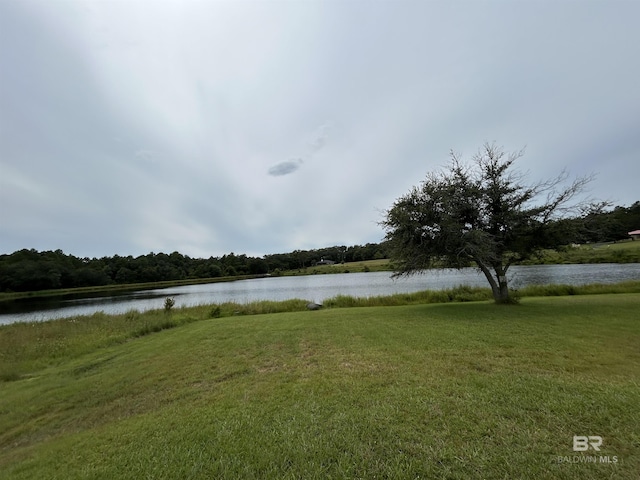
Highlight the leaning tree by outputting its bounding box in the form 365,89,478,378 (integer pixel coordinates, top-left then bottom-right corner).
381,143,592,303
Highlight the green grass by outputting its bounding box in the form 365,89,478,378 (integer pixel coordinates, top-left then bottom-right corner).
281,258,392,275
2,282,640,383
524,239,640,264
0,299,315,382
1,293,639,479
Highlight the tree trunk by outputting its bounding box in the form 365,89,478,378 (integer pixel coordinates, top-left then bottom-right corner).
494,274,511,303
477,261,512,303
493,265,512,304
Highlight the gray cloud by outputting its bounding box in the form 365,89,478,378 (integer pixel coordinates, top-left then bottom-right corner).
268,159,303,177
267,124,331,178
266,123,331,178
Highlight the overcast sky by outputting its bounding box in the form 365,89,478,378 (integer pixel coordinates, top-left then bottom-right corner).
1,0,638,259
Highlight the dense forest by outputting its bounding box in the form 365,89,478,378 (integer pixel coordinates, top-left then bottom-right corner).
551,201,640,244
0,243,388,293
1,202,638,293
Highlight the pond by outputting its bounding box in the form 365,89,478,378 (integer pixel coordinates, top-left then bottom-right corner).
1,263,639,325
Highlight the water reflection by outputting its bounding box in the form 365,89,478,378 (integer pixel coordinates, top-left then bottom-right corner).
1,263,639,325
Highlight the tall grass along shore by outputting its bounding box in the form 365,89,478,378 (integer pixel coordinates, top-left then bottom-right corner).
1,284,639,478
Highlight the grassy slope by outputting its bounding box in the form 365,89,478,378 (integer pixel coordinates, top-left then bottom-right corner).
522,239,640,264
283,258,392,275
1,295,639,479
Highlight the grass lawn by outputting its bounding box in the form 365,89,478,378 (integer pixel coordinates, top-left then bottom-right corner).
523,239,640,264
1,294,639,479
282,258,392,275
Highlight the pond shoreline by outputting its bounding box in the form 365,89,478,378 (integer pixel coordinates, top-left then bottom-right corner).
3,259,640,305
0,273,270,304
3,239,640,304
2,264,640,325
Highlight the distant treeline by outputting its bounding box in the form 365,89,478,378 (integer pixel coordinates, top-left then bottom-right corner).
549,201,640,244
1,201,638,293
0,243,388,293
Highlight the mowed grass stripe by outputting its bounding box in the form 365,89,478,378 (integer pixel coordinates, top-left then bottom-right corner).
1,294,639,479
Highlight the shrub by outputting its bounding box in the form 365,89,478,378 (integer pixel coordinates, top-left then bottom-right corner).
164,297,176,312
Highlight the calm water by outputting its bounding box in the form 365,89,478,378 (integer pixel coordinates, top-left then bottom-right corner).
1,263,639,325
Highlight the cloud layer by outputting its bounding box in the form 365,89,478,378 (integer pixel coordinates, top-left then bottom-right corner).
1,0,639,258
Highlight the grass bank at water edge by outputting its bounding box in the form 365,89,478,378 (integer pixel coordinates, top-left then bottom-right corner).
1,293,639,479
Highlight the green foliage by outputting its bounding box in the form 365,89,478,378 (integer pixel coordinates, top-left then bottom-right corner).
0,244,392,294
163,297,176,312
576,201,640,242
382,143,593,303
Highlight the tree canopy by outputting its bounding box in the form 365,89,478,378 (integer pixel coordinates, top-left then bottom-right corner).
0,243,389,293
381,143,592,303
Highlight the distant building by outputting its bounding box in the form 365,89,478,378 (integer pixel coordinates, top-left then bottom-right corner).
629,230,640,240
316,258,336,265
